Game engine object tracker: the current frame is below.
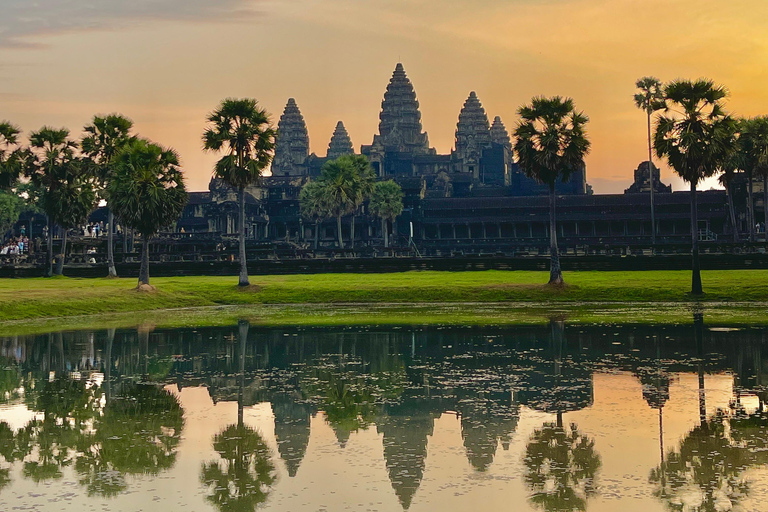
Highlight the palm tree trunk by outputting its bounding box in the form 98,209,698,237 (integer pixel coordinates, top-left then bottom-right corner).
763,174,768,241
382,217,389,248
336,214,344,249
107,209,117,277
314,221,319,250
238,187,249,287
139,233,151,286
54,229,67,276
122,226,128,262
647,112,657,247
350,212,355,249
748,169,755,243
726,183,739,242
238,320,248,428
548,185,563,285
690,181,702,295
694,311,706,424
46,217,53,278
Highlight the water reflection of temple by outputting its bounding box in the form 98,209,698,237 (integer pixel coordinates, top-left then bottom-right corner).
2,323,768,509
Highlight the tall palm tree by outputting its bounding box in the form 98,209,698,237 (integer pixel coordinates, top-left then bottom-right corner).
343,154,376,248
299,180,328,250
716,120,742,242
318,158,357,249
634,77,666,246
654,79,733,295
25,127,80,277
0,121,23,191
738,116,768,242
48,158,98,275
514,96,591,285
369,180,404,248
107,138,188,288
203,98,275,287
81,114,135,278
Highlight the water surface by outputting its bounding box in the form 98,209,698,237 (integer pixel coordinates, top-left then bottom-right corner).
0,319,767,512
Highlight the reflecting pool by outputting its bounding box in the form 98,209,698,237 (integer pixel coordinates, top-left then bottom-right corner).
1,317,767,511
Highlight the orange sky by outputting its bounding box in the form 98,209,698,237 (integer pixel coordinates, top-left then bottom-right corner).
2,0,768,193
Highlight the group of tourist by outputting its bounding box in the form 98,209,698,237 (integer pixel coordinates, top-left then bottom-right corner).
0,236,30,256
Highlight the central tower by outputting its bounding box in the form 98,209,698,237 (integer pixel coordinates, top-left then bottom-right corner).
363,63,436,176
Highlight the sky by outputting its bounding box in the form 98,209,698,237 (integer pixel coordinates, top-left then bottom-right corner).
2,0,768,193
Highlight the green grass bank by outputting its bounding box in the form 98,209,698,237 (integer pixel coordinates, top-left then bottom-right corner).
0,270,765,333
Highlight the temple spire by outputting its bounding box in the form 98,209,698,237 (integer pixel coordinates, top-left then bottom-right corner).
327,121,354,159
490,116,512,149
371,63,431,154
272,98,310,177
454,91,491,154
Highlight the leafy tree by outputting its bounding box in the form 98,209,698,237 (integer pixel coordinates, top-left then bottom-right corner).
318,158,358,249
0,191,24,238
108,138,188,287
369,180,404,248
737,116,768,242
25,127,86,277
654,79,734,295
514,97,591,285
81,114,135,278
0,121,23,191
634,77,666,246
76,383,184,497
203,98,275,287
299,180,328,250
523,422,601,512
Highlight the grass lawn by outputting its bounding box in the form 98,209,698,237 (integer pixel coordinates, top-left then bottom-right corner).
0,269,765,333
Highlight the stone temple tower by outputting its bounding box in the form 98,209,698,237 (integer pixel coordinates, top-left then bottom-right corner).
490,116,512,149
453,91,491,179
272,98,310,177
371,63,431,155
326,121,354,160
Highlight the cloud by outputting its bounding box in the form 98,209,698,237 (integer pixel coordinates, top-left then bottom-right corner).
0,0,262,48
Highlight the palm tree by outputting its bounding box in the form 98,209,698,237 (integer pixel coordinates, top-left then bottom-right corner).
318,158,357,249
299,180,328,250
203,98,275,287
81,114,135,278
25,127,80,277
0,121,23,191
107,138,188,288
738,116,768,242
342,154,376,248
514,97,591,285
369,180,404,248
654,79,733,295
48,158,98,275
716,120,742,242
634,77,666,246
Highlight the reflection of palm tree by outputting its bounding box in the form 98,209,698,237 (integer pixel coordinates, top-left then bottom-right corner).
322,375,377,448
636,334,671,464
523,422,601,512
201,424,276,512
201,321,277,511
650,411,768,512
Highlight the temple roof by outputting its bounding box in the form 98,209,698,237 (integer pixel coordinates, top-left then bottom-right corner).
272,98,310,175
327,121,354,159
490,116,512,149
372,63,431,154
